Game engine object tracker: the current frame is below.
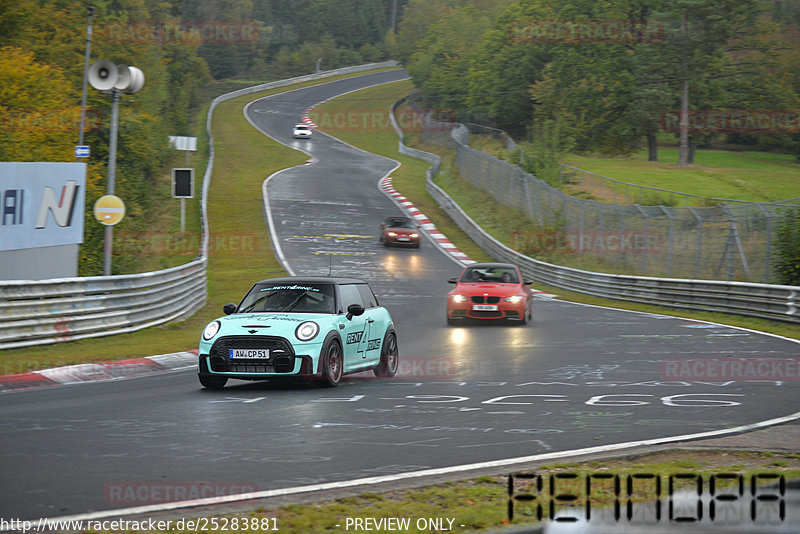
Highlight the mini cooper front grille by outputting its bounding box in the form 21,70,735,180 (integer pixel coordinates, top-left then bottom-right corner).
210,335,294,362
209,354,295,374
470,296,501,304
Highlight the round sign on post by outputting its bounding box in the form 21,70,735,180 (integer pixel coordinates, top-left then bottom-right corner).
94,195,125,225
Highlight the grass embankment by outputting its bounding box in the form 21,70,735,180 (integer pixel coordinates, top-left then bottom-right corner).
563,149,800,203
0,69,396,375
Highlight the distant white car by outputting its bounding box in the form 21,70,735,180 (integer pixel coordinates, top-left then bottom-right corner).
293,123,312,139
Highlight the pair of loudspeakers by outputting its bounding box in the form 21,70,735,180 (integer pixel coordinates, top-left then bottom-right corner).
88,61,145,94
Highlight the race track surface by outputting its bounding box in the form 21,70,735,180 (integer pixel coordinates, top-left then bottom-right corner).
2,69,798,521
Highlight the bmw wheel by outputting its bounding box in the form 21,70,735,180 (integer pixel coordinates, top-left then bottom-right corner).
517,302,532,326
373,330,398,378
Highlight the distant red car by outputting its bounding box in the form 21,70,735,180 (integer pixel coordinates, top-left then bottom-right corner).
446,263,533,325
380,216,420,248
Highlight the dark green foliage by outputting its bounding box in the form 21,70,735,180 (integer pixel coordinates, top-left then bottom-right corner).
773,209,800,285
398,0,800,158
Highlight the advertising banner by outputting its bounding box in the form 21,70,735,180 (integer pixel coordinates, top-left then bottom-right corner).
0,162,86,251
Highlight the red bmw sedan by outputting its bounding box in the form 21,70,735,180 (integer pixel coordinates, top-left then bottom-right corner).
446,263,533,325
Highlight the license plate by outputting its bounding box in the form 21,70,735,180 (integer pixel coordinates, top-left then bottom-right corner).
230,349,269,359
396,237,410,241
473,304,498,311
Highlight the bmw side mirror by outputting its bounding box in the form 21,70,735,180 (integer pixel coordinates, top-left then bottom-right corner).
346,303,365,320
523,280,533,285
448,277,458,284
223,303,237,315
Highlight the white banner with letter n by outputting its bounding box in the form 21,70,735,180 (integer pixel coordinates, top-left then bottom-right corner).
0,162,86,251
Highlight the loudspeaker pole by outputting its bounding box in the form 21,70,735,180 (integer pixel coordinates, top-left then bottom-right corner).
78,2,94,150
89,59,144,276
103,89,120,276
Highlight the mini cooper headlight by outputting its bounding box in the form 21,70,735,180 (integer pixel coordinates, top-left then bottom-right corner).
505,295,524,303
202,320,221,340
295,321,319,341
451,294,468,303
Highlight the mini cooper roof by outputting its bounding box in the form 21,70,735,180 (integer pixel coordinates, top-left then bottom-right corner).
252,276,369,286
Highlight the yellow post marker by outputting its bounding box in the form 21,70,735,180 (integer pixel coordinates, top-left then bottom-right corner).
94,195,125,226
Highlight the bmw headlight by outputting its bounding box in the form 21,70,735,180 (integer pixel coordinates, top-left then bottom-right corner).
410,233,419,238
387,232,397,237
295,321,319,341
202,320,221,340
451,294,468,303
505,295,524,303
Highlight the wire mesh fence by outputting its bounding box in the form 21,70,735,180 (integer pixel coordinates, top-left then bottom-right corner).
413,110,798,283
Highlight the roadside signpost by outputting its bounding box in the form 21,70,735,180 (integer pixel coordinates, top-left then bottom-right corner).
171,168,194,233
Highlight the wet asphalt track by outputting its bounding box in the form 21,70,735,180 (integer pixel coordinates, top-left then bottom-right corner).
1,70,798,522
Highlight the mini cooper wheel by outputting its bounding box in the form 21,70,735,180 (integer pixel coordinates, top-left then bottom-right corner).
320,340,343,387
373,331,398,378
199,374,228,390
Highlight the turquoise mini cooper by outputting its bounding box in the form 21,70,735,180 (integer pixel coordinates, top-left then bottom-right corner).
198,277,398,388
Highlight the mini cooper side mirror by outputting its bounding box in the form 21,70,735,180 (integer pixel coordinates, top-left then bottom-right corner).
447,277,458,284
523,280,533,285
346,303,365,320
223,303,237,315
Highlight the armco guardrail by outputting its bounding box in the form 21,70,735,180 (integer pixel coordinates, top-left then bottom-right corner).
390,97,800,325
0,62,399,350
0,260,206,349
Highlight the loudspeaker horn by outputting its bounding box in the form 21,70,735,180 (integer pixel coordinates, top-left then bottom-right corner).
113,64,131,91
88,60,118,91
124,66,145,94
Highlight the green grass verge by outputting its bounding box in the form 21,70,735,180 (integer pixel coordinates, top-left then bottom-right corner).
561,148,799,203
0,69,400,375
84,450,800,533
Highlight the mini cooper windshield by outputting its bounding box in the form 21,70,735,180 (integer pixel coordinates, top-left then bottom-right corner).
237,283,336,314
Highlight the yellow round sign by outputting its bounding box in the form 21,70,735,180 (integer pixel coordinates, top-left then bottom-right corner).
94,195,125,226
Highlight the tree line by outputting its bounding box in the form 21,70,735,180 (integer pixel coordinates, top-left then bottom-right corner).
0,0,397,275
395,0,800,163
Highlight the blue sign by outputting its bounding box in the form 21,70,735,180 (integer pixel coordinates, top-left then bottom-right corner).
74,145,90,158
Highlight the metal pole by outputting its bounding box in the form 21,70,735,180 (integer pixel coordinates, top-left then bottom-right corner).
103,90,120,276
78,4,94,149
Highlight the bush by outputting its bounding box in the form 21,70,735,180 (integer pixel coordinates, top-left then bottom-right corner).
773,209,800,285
